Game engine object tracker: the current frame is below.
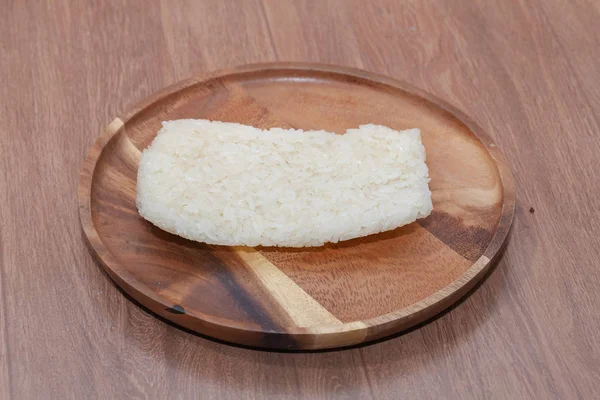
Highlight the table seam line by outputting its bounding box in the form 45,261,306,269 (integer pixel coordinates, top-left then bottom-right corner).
0,226,14,400
258,0,280,61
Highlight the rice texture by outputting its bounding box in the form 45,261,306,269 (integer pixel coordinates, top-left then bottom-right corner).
136,119,432,247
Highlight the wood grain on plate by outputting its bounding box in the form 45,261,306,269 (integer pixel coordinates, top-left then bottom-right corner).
78,63,514,350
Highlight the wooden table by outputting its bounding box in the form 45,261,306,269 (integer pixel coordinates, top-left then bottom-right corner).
1,1,599,398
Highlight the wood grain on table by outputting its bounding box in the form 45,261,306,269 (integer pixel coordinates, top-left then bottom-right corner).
1,0,599,398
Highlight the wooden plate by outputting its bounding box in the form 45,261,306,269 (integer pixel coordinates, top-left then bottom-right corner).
79,63,515,350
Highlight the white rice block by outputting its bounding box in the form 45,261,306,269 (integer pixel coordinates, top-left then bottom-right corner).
136,119,432,247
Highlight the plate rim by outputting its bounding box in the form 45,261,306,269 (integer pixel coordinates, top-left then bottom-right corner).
78,62,516,345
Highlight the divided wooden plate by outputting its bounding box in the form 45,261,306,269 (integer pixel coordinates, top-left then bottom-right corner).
78,63,515,350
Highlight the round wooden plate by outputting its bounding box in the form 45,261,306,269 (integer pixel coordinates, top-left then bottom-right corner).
79,63,515,350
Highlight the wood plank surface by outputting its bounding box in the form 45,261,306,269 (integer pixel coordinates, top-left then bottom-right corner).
1,0,599,398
